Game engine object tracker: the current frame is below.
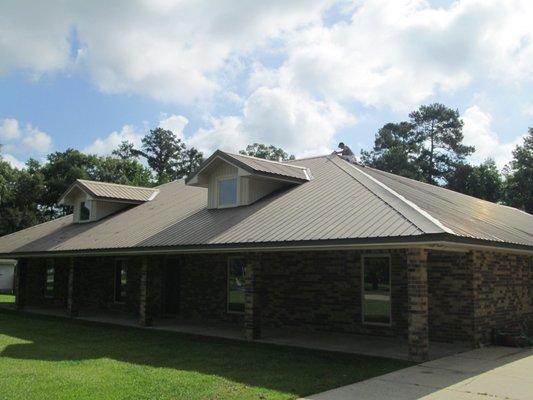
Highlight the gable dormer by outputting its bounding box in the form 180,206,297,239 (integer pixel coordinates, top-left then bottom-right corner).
58,179,159,223
186,150,311,209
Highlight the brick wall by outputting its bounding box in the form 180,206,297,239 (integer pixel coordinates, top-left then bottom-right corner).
18,247,532,345
472,250,533,344
427,251,475,342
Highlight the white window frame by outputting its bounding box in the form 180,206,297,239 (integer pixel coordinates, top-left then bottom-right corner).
361,254,392,327
217,176,238,208
227,256,246,314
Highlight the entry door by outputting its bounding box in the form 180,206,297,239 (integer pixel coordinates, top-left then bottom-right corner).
164,258,181,315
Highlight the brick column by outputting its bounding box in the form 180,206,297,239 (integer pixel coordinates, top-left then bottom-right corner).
67,257,80,317
14,259,27,309
406,248,429,362
244,253,261,340
139,256,153,327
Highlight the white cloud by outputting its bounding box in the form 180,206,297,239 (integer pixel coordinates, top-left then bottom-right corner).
0,0,330,103
21,125,53,154
252,0,533,110
188,87,355,157
0,118,52,158
83,124,144,156
522,103,533,117
462,105,524,168
158,114,188,139
2,153,25,169
0,118,22,141
83,113,189,155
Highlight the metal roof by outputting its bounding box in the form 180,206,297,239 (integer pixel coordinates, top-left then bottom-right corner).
0,154,531,257
187,150,310,185
59,179,159,204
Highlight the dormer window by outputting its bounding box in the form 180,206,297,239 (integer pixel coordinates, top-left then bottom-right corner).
58,179,159,223
218,177,237,207
186,150,311,209
79,201,90,221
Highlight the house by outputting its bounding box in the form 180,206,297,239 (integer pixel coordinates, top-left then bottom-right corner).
0,259,16,293
0,150,531,362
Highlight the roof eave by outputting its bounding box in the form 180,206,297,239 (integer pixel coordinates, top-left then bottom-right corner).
2,233,532,259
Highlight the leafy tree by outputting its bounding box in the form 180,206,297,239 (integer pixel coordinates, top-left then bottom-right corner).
447,159,503,202
360,122,422,179
362,104,474,185
112,141,138,160
503,128,533,213
239,143,295,161
410,103,474,184
92,157,152,187
132,128,185,183
180,147,204,178
40,149,99,217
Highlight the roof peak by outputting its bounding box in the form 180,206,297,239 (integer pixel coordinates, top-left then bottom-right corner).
76,179,154,191
223,151,309,170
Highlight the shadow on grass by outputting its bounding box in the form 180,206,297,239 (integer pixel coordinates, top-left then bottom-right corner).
0,310,412,397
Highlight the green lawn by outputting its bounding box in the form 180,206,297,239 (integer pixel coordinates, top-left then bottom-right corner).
0,311,412,400
0,294,15,303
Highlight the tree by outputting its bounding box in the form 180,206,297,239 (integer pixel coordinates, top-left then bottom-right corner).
447,159,503,202
410,103,474,184
239,143,295,161
40,149,99,217
360,122,422,179
112,140,138,160
179,147,204,178
361,103,474,185
503,128,533,213
92,156,152,187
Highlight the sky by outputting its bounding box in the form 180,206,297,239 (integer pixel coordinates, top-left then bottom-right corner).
0,0,532,170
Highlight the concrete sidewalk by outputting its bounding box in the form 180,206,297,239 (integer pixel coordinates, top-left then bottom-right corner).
303,346,533,400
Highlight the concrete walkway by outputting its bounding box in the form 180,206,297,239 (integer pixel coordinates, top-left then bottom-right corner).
303,346,533,400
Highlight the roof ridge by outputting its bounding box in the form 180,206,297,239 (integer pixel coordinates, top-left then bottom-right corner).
286,154,331,163
330,155,454,235
77,179,156,191
225,152,309,170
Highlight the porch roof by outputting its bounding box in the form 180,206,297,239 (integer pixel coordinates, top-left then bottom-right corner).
0,153,532,257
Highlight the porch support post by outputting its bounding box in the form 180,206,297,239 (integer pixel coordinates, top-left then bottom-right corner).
139,256,153,327
67,257,79,317
244,253,261,340
406,248,429,362
14,259,27,310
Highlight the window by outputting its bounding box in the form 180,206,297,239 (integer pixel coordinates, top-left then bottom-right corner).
114,260,127,303
227,258,245,313
80,201,90,221
218,177,237,207
363,255,391,324
45,263,55,298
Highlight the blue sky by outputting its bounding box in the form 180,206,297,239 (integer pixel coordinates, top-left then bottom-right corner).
0,0,532,169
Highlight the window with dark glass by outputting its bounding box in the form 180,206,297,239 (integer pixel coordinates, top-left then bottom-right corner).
218,177,237,207
227,258,245,313
80,201,90,221
114,260,127,303
363,256,391,324
45,264,55,298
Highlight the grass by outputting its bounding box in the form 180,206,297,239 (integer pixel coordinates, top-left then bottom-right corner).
0,294,15,303
0,311,412,400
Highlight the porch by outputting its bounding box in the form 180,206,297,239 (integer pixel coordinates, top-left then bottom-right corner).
0,303,469,361
10,248,478,362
